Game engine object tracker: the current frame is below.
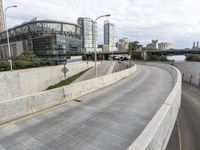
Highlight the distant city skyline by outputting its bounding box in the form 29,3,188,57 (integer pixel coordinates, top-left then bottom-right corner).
3,0,200,49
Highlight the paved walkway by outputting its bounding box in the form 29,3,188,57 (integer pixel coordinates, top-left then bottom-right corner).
0,65,174,150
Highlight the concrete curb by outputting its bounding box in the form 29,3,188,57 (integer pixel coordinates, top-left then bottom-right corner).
127,63,182,150
0,65,137,125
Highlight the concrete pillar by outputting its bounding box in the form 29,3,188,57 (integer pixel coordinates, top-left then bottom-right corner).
143,51,147,61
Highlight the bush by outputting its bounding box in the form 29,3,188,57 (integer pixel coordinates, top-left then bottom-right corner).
0,61,10,71
147,56,167,61
13,60,56,69
187,56,200,61
13,60,32,69
30,60,40,67
131,52,143,60
44,60,56,66
0,59,56,71
40,60,55,66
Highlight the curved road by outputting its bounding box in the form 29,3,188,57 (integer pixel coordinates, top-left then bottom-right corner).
167,83,200,150
74,61,113,83
113,61,130,73
0,65,174,150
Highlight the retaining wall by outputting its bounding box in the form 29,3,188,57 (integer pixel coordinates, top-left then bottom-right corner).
128,63,182,150
174,62,200,87
0,61,96,101
0,65,137,125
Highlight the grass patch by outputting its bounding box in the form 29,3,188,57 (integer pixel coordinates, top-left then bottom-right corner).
46,68,91,90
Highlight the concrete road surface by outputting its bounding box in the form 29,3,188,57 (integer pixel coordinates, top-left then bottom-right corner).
113,61,130,73
167,83,200,150
74,61,113,83
0,65,174,150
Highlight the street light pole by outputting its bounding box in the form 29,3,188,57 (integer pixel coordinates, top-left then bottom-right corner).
4,5,18,71
93,14,111,78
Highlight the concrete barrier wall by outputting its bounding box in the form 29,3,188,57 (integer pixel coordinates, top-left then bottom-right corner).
0,61,96,101
0,65,137,125
128,63,182,150
174,62,200,87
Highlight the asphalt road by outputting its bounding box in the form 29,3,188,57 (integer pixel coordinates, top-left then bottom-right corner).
167,83,200,150
0,65,174,150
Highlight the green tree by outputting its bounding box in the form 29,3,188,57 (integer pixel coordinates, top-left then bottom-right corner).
128,41,143,60
128,41,143,53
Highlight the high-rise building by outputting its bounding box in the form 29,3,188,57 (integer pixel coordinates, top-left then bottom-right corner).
117,38,129,52
77,17,97,52
0,0,4,32
147,40,158,49
104,20,116,52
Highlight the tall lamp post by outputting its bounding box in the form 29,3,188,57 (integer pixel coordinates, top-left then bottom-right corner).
83,14,111,77
93,14,111,78
4,5,18,71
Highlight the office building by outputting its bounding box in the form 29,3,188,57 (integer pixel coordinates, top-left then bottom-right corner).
146,40,159,49
104,20,116,52
147,40,172,50
102,44,109,53
158,42,173,50
0,0,4,32
77,17,97,53
0,18,81,60
117,38,129,52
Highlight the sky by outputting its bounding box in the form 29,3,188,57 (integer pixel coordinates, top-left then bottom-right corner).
3,0,200,49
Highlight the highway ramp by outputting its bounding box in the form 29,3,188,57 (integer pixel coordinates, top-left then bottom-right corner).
73,61,113,83
113,61,130,73
167,83,200,150
0,65,174,150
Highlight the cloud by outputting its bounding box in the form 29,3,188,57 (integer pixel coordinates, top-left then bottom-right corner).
3,0,200,48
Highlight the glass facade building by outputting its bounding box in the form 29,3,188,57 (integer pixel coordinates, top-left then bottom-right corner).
0,18,81,60
104,20,116,52
77,17,97,52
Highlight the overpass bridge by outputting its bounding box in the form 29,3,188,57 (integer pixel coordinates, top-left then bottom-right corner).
85,52,129,60
0,63,181,150
85,49,200,61
144,49,200,60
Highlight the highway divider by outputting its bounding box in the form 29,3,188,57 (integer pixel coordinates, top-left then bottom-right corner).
127,63,182,150
0,65,137,125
